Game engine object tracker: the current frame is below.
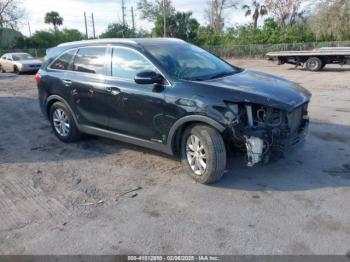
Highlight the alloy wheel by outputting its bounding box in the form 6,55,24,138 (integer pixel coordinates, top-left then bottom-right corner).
186,135,207,175
52,108,70,137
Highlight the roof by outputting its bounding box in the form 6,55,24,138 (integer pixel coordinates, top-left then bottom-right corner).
2,52,30,56
57,38,185,48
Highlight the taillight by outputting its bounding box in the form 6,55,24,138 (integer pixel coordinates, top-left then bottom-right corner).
35,73,41,87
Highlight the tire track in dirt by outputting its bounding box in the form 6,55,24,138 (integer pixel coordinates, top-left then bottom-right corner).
0,174,70,232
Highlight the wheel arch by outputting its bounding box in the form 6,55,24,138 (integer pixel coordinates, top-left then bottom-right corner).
167,115,226,156
46,95,78,125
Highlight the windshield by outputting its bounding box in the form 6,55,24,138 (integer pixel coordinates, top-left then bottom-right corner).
12,53,34,61
143,43,240,81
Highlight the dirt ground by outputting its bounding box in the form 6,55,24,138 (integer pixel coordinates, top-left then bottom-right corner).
0,60,349,255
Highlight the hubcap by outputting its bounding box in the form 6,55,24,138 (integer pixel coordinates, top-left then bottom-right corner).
53,108,70,137
186,135,207,175
309,60,318,70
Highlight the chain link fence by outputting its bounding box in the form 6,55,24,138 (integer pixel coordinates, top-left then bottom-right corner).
1,41,350,59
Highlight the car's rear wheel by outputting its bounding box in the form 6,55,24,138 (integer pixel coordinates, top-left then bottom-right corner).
0,64,4,73
181,124,226,184
49,102,81,142
305,57,323,71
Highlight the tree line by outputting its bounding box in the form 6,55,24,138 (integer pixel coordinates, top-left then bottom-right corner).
1,0,350,50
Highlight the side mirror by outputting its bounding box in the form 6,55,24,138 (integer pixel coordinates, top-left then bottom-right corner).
134,70,163,85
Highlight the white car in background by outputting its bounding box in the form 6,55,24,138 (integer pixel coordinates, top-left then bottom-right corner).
0,53,42,74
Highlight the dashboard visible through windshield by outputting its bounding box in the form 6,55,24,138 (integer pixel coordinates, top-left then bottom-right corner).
143,43,241,81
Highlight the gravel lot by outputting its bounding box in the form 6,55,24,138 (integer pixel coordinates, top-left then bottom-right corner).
0,60,349,255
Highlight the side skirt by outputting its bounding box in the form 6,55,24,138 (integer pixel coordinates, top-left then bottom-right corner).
78,125,173,155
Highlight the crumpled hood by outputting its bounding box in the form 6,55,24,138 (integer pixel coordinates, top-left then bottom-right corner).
200,69,311,112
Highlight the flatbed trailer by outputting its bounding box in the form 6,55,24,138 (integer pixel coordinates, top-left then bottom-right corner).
266,47,350,71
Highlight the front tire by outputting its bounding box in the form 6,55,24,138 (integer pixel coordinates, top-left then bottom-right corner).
49,102,81,142
0,64,5,73
13,65,20,74
181,124,226,184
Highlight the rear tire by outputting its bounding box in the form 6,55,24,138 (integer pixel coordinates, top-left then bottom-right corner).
181,124,226,184
0,64,4,73
305,57,323,71
49,102,81,143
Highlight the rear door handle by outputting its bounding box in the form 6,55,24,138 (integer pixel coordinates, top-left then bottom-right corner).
62,79,72,87
106,87,121,96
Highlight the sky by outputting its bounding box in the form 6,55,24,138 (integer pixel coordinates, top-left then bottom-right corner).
19,0,252,37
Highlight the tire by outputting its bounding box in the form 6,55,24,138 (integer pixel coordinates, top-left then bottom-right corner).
305,57,323,72
49,102,81,143
181,124,227,184
0,64,4,73
13,65,20,74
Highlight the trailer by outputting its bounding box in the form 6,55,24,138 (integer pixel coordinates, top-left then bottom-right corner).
266,47,350,71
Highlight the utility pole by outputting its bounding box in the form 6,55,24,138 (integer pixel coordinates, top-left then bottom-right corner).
121,0,126,27
121,0,126,37
27,22,32,37
84,12,88,39
131,6,135,31
163,0,166,37
91,13,96,39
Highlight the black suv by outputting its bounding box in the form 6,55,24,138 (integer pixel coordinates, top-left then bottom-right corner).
37,38,311,184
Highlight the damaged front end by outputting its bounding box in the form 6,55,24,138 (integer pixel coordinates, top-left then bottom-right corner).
224,102,309,167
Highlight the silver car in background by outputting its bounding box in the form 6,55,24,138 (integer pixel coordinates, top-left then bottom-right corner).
0,53,42,74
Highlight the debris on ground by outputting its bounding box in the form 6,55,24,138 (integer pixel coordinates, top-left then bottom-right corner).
116,186,142,201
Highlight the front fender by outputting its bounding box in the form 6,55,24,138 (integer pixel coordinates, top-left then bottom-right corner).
167,115,226,155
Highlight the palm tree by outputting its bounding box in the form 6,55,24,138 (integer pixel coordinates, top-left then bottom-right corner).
242,0,268,29
44,11,63,31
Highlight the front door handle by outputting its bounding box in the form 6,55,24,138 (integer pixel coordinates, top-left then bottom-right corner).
107,87,121,96
62,79,72,87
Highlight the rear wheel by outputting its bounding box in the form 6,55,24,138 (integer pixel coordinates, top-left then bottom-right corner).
305,57,323,71
0,64,4,73
181,124,226,184
49,102,81,142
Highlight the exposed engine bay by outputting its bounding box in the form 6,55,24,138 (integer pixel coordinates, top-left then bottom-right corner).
224,102,309,167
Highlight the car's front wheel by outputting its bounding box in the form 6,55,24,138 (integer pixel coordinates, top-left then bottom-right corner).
49,102,81,142
181,124,227,184
0,64,5,73
13,65,20,74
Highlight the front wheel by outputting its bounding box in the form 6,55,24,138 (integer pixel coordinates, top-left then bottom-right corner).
13,66,20,74
0,64,5,73
181,124,227,184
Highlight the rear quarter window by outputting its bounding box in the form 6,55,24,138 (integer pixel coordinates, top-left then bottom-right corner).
73,47,107,75
50,49,77,70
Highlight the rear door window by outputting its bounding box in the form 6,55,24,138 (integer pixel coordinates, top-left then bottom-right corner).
73,47,107,75
50,49,76,70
